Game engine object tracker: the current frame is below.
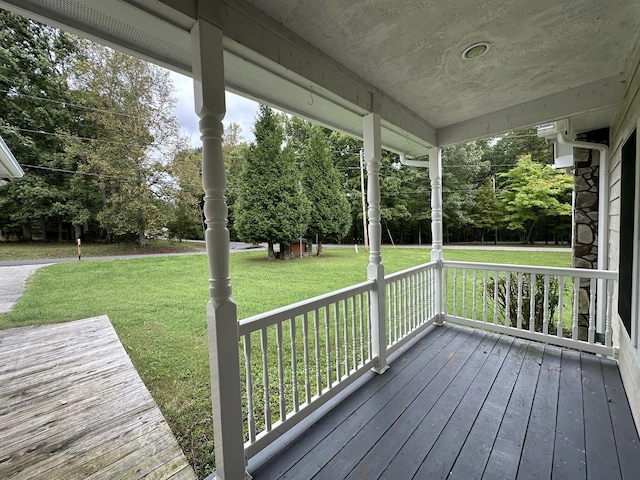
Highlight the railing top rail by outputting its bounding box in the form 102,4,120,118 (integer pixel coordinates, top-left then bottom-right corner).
239,279,375,335
385,260,438,282
442,260,618,280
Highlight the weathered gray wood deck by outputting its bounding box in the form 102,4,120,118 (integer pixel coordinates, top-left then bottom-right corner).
251,323,640,480
0,315,196,480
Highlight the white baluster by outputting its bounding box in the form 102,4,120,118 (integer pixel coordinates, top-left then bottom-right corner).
261,327,271,431
351,296,357,370
303,312,311,403
493,270,499,325
543,275,550,335
529,273,536,332
572,277,580,340
324,305,332,389
505,272,511,328
557,277,564,338
276,322,286,421
243,334,256,443
359,293,365,364
482,270,488,323
453,268,458,317
462,268,468,319
314,309,322,396
517,272,523,330
290,318,299,412
472,270,478,321
605,280,613,348
334,302,341,382
588,278,596,344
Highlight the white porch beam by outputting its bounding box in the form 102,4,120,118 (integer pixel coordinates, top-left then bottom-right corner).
364,112,388,374
429,147,444,325
191,18,249,480
437,75,624,147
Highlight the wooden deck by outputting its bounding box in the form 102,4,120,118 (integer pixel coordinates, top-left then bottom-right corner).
251,323,640,480
0,316,196,480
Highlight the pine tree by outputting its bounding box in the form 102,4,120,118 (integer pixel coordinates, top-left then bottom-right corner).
235,106,310,260
297,121,350,255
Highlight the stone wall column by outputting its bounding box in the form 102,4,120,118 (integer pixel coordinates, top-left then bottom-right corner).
573,147,599,341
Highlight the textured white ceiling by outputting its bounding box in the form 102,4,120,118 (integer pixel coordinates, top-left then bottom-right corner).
244,0,639,128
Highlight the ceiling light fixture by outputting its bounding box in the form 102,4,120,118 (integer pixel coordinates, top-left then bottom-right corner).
461,42,490,60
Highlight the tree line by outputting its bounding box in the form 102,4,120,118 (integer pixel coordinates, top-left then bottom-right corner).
0,10,573,250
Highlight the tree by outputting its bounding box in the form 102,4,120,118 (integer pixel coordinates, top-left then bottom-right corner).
167,148,204,240
0,9,83,241
68,43,186,246
292,119,350,255
499,155,572,244
471,179,503,244
235,105,310,260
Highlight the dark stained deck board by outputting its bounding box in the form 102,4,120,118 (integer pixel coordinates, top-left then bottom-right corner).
0,316,196,480
413,334,529,479
581,353,622,480
380,333,515,480
601,358,640,480
343,332,504,480
552,349,586,480
480,342,544,479
516,345,562,480
250,323,640,480
312,329,490,479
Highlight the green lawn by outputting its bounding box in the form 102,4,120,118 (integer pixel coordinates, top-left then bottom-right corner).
0,247,570,478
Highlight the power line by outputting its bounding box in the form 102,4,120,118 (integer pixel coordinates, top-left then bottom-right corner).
0,88,139,119
4,125,143,148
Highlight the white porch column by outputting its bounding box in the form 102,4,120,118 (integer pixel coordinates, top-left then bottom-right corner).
364,113,388,373
429,147,445,325
191,19,250,480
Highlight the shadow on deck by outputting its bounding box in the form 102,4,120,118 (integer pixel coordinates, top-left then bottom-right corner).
251,323,640,480
0,316,196,479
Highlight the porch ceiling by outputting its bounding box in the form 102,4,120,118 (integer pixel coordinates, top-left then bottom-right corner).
2,0,639,154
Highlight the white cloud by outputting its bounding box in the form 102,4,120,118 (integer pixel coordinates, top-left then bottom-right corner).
169,71,259,148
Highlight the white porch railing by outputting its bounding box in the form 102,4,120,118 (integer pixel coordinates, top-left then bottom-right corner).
385,261,439,354
442,261,618,356
239,259,617,460
239,280,375,459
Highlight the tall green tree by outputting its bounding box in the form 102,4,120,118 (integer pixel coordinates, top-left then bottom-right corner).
0,9,82,240
291,119,350,255
68,43,186,245
235,105,310,260
471,179,503,244
167,147,203,240
499,155,572,244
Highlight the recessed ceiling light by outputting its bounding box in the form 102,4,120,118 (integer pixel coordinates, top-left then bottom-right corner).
461,42,490,60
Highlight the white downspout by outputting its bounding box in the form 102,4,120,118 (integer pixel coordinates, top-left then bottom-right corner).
556,131,610,336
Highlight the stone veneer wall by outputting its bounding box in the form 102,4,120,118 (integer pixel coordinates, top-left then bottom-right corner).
572,147,599,340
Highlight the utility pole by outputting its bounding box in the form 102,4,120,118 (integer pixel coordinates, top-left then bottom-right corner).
359,148,369,251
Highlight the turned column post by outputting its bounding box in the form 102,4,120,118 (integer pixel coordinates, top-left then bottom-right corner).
191,18,250,480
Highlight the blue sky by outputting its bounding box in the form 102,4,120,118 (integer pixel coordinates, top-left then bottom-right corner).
169,71,260,148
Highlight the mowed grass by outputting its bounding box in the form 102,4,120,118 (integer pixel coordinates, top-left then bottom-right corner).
0,247,570,478
0,239,206,261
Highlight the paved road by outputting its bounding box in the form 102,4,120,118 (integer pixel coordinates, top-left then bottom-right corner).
0,264,52,313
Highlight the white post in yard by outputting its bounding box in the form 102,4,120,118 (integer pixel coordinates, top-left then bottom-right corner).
429,147,445,325
364,113,388,373
191,19,250,480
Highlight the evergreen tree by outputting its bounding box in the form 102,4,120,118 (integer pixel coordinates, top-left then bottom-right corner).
235,106,310,260
296,121,350,255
